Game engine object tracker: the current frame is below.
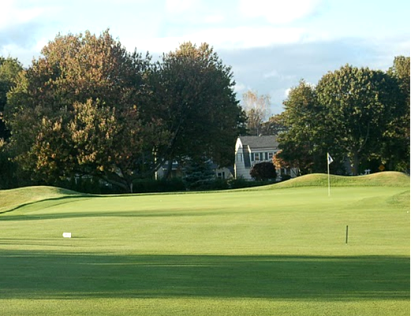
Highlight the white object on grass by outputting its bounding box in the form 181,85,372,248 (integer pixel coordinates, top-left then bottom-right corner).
63,232,72,238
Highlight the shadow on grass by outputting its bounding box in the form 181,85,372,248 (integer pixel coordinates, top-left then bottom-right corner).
0,250,409,300
0,196,92,215
0,197,233,220
0,209,228,221
0,195,235,220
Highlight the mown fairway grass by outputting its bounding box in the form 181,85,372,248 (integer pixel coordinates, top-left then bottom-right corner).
0,172,409,315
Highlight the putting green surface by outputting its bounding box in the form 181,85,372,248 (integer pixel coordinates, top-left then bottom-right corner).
0,173,409,315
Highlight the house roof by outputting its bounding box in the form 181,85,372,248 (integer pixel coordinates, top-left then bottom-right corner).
238,135,278,150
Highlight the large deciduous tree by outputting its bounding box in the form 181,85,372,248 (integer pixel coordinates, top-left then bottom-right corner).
0,57,23,140
0,57,24,189
4,30,165,192
316,65,400,175
277,80,326,174
149,42,245,178
385,56,410,171
272,60,409,176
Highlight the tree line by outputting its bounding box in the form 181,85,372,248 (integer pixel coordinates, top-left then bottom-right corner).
0,30,246,192
0,29,409,192
243,57,410,176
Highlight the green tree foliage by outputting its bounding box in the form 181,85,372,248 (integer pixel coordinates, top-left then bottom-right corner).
150,42,245,177
183,158,216,190
389,56,410,98
67,99,165,191
4,32,244,191
385,56,410,171
0,57,24,189
277,80,325,174
0,57,23,140
272,150,298,176
316,65,400,175
250,161,277,181
0,139,16,188
278,63,404,176
4,30,165,192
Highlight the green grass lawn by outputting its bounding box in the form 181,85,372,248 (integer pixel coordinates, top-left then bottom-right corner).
0,173,409,315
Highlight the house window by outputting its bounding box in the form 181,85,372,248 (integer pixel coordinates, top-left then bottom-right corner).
251,153,254,161
217,172,226,179
255,153,260,161
269,152,273,159
265,152,268,160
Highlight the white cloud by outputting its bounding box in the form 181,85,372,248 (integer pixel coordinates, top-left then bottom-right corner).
264,69,297,81
0,1,61,31
203,14,225,24
165,0,200,14
164,0,228,26
34,37,49,51
239,0,321,24
234,83,248,94
0,43,37,65
215,26,304,48
130,26,307,53
0,1,43,30
284,88,292,97
263,70,280,79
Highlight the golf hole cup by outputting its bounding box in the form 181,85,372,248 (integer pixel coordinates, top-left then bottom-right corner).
63,232,72,238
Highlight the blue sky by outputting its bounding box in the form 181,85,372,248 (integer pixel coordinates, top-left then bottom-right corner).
1,0,409,113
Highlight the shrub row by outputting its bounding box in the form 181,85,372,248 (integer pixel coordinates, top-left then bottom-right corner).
56,177,279,194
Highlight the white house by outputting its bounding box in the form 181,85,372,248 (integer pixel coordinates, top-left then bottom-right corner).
234,135,297,180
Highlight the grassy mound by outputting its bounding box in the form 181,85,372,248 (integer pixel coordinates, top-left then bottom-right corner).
268,171,410,189
0,186,82,213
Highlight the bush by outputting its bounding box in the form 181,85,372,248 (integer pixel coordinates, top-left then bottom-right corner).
132,178,185,193
250,162,277,181
0,143,35,189
186,178,229,191
228,177,270,189
0,149,18,189
57,176,102,194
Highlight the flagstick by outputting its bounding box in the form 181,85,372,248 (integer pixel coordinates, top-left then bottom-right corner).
327,153,331,197
327,158,331,197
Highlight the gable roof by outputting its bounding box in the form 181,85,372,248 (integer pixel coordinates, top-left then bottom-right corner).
238,135,278,150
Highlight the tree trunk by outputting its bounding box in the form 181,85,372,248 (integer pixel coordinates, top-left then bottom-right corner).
99,172,131,193
351,152,360,175
129,182,133,194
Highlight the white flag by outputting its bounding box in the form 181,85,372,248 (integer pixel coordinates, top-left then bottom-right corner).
327,153,333,165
